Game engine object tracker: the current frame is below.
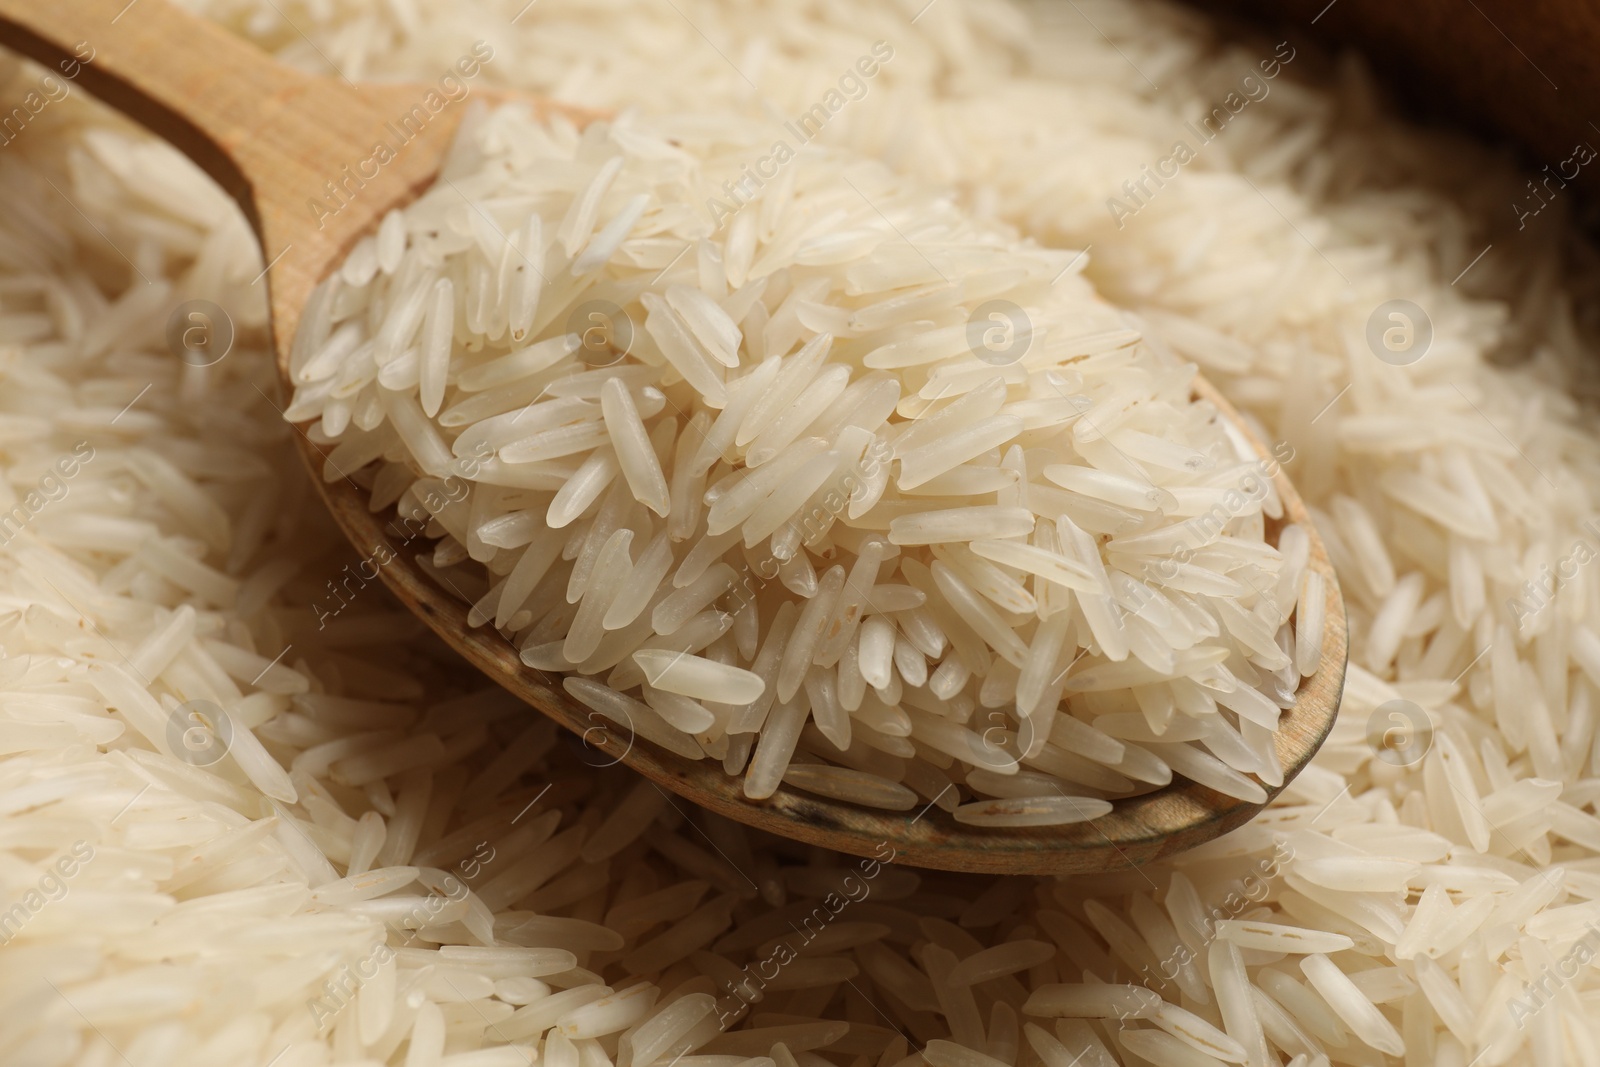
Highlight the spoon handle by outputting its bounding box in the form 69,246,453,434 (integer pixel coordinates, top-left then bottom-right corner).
0,0,317,215
0,0,472,361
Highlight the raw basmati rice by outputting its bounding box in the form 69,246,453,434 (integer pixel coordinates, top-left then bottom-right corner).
290,101,1329,816
5,0,1600,1065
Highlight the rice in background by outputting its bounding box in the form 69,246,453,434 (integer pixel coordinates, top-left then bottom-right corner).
0,1,1596,1065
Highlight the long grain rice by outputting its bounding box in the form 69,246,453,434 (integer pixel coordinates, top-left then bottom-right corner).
12,1,1600,1065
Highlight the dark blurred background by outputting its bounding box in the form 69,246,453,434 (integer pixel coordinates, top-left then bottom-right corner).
1211,0,1595,211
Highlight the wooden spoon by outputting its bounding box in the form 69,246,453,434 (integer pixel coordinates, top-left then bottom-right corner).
0,0,1348,875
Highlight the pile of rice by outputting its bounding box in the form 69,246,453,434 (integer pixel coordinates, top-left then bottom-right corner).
4,1,1600,1065
287,101,1322,821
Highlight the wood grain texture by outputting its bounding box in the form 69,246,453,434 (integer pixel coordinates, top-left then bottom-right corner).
0,0,588,399
0,0,1350,874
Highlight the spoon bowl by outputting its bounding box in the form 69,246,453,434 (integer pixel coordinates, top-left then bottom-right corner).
0,0,1347,874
